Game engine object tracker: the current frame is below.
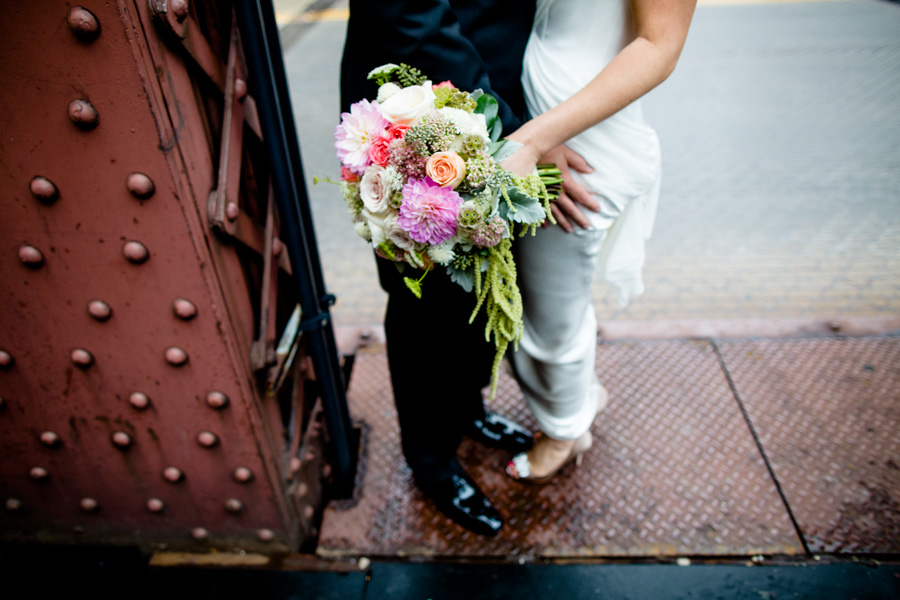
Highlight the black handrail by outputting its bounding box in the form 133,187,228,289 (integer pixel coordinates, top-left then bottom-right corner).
235,0,357,498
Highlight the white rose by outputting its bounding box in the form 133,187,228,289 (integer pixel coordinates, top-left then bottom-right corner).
377,82,402,103
384,212,417,252
362,209,387,247
378,81,436,125
360,166,391,213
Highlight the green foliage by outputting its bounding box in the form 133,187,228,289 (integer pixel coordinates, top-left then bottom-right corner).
474,93,502,142
397,64,427,87
377,242,396,261
468,239,522,400
403,277,422,299
499,185,548,225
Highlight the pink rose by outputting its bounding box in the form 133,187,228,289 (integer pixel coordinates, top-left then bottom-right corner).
386,124,409,141
368,134,392,167
425,151,467,189
433,81,455,89
340,165,359,182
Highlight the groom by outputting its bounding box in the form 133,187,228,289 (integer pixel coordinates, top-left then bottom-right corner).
340,0,537,536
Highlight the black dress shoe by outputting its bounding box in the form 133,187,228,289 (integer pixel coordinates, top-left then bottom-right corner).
468,411,534,453
419,471,503,537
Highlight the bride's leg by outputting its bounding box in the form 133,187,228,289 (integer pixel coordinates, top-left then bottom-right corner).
512,222,607,440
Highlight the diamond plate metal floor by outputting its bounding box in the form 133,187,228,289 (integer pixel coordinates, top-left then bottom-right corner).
316,335,900,560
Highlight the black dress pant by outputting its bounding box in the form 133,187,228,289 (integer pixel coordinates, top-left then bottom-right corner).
377,256,496,485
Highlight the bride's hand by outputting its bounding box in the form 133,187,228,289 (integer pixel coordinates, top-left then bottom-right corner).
499,139,541,178
538,145,599,233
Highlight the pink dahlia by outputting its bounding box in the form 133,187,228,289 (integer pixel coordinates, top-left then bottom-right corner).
334,99,389,176
398,178,463,245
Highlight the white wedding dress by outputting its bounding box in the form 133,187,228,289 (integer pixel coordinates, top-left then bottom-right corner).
511,0,661,440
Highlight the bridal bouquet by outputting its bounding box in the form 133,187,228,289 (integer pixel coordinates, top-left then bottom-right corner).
328,63,553,397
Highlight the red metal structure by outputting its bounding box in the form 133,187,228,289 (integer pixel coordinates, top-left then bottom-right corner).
0,1,351,552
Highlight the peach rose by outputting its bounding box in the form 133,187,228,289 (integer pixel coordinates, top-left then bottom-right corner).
425,151,467,189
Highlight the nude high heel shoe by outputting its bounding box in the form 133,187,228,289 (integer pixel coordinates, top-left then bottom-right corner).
505,430,592,484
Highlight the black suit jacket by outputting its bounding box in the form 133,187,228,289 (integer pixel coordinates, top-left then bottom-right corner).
340,0,535,134
338,0,536,482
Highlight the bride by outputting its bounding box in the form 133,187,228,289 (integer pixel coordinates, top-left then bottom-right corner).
503,0,696,483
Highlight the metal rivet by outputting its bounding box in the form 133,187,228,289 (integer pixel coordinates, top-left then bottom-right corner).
322,463,332,479
297,482,308,498
206,390,229,409
122,240,149,264
224,498,244,514
80,497,99,512
172,298,197,320
68,99,99,130
30,176,59,204
0,350,13,370
126,172,155,199
234,78,248,101
257,529,274,542
191,527,208,540
303,505,314,520
171,0,190,22
128,392,151,410
111,431,133,449
165,346,188,366
70,348,94,368
196,431,218,448
30,467,49,481
18,244,45,268
304,451,315,462
272,238,283,256
40,431,61,447
146,498,166,513
163,466,184,483
225,202,240,221
67,7,101,42
87,299,112,321
6,498,23,512
290,457,302,475
232,467,254,483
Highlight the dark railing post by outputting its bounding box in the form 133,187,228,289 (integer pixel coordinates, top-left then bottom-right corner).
235,0,357,498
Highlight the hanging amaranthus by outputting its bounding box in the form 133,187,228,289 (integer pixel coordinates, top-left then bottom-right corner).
469,237,522,400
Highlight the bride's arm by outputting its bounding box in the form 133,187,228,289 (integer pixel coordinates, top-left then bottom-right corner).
504,0,696,175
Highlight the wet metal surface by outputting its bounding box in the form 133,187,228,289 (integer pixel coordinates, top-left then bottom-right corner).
719,337,900,554
319,341,802,558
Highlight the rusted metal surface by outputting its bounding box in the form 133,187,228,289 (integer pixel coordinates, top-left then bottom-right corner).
318,341,801,558
719,336,900,554
0,1,317,551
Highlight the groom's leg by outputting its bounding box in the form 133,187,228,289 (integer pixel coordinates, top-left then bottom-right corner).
378,258,493,483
